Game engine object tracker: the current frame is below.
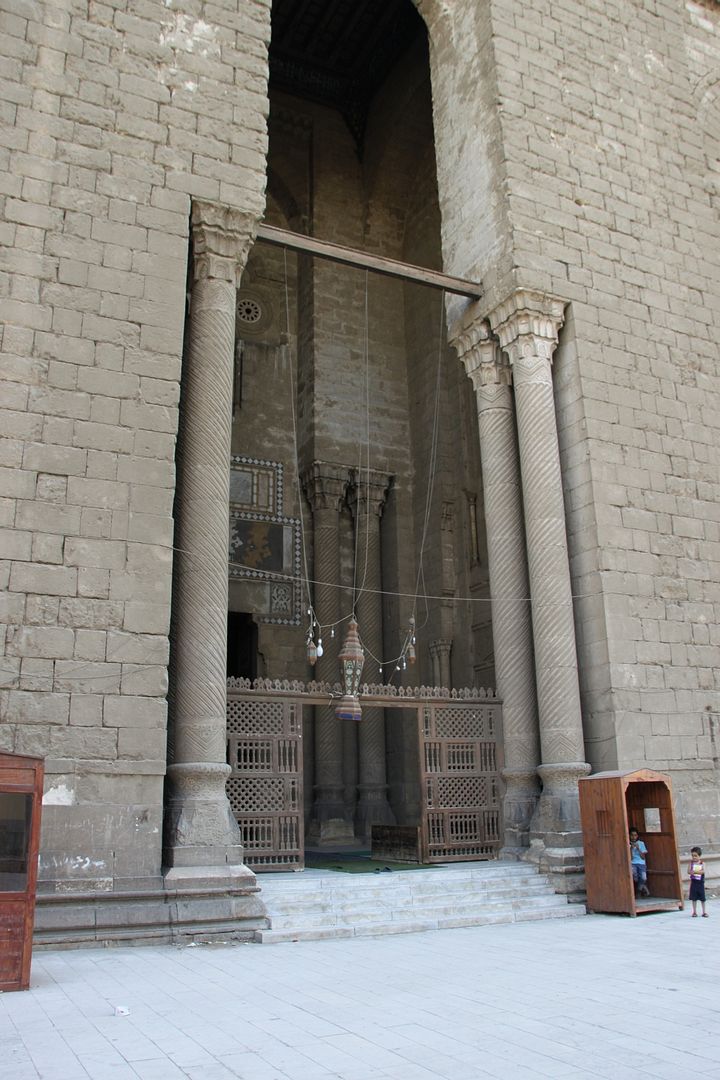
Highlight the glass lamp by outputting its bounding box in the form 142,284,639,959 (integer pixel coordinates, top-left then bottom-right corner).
335,618,365,721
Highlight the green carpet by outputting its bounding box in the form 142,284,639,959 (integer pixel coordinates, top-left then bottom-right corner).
304,854,433,874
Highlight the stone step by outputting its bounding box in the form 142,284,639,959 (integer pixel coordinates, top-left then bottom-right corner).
254,859,584,942
257,879,558,915
256,904,580,943
264,899,575,932
258,865,553,893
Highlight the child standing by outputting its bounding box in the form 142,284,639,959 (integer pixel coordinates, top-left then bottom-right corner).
688,847,708,917
629,828,649,896
629,828,649,897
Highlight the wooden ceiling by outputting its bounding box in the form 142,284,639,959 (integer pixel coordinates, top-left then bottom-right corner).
269,0,425,145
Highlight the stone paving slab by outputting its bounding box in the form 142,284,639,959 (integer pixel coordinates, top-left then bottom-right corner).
1,910,719,1079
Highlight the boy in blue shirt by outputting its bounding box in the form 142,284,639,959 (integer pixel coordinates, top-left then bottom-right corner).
630,828,649,897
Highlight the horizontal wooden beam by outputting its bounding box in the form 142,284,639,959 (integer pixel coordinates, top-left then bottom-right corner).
255,223,483,300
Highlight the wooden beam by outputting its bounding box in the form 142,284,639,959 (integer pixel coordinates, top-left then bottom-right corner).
255,223,483,300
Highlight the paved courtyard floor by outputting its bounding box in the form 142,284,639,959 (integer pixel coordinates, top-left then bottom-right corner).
2,908,719,1080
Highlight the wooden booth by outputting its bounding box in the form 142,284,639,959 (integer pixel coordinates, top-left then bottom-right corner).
579,769,683,916
0,753,44,991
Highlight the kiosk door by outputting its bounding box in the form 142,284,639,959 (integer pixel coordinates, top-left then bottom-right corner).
0,754,43,991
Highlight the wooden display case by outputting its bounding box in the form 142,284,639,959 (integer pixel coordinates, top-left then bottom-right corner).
0,753,44,991
579,769,683,916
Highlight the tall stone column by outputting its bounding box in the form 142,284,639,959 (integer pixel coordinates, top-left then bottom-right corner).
350,469,395,839
165,202,257,883
453,319,541,851
489,290,590,872
302,462,354,845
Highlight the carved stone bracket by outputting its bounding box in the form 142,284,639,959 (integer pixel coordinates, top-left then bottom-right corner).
488,288,565,371
191,201,258,286
452,318,512,405
349,468,392,519
429,639,453,688
302,461,351,515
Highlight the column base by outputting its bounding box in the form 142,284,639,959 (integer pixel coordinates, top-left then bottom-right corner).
163,862,258,891
526,761,591,894
164,762,246,869
500,766,540,855
354,785,396,841
307,786,355,846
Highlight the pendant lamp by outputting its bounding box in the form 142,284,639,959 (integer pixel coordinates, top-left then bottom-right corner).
335,618,365,721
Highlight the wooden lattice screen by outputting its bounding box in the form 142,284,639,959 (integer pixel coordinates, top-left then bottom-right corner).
227,679,502,870
226,695,304,871
420,701,502,862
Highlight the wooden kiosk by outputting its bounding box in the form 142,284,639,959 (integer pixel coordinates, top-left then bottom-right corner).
0,752,44,991
579,769,683,916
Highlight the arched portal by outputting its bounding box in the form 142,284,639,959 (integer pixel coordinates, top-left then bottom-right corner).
227,0,495,851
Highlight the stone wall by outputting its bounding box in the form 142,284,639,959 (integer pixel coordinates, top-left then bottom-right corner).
3,0,719,911
0,0,270,893
426,0,720,847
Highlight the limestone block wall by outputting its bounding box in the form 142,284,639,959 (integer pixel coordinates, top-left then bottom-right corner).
502,0,719,843
426,0,720,845
422,0,515,314
0,0,270,890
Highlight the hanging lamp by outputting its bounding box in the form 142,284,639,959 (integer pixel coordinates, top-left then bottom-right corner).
335,618,365,722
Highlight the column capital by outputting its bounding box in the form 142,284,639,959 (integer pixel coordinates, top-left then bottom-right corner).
349,468,392,519
451,317,511,393
191,201,258,286
487,289,565,367
301,461,350,514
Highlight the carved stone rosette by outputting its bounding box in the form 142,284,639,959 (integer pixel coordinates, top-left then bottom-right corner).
489,289,589,871
453,317,540,849
302,462,354,844
165,201,259,879
349,469,396,837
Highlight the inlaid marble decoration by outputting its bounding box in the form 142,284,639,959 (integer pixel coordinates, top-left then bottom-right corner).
229,456,283,515
228,510,301,624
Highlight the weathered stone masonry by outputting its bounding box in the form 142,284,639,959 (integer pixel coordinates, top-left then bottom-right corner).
0,0,271,936
1,0,719,939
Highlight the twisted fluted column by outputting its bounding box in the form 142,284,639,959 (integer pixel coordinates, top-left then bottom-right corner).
453,320,540,850
165,202,257,876
490,290,589,869
350,469,395,839
302,462,354,844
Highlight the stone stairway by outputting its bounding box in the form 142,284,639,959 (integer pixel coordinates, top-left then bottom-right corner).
253,860,583,943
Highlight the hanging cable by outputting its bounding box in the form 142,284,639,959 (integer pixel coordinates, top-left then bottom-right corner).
351,268,373,613
282,247,319,662
407,289,446,644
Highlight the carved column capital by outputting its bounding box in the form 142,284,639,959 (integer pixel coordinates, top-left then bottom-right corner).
191,201,258,286
488,289,565,371
349,469,392,520
451,317,512,399
429,638,452,689
302,461,350,514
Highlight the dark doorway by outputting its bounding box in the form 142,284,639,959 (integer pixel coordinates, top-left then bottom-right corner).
227,612,258,680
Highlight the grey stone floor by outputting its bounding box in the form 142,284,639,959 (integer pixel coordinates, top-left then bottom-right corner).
2,909,719,1080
